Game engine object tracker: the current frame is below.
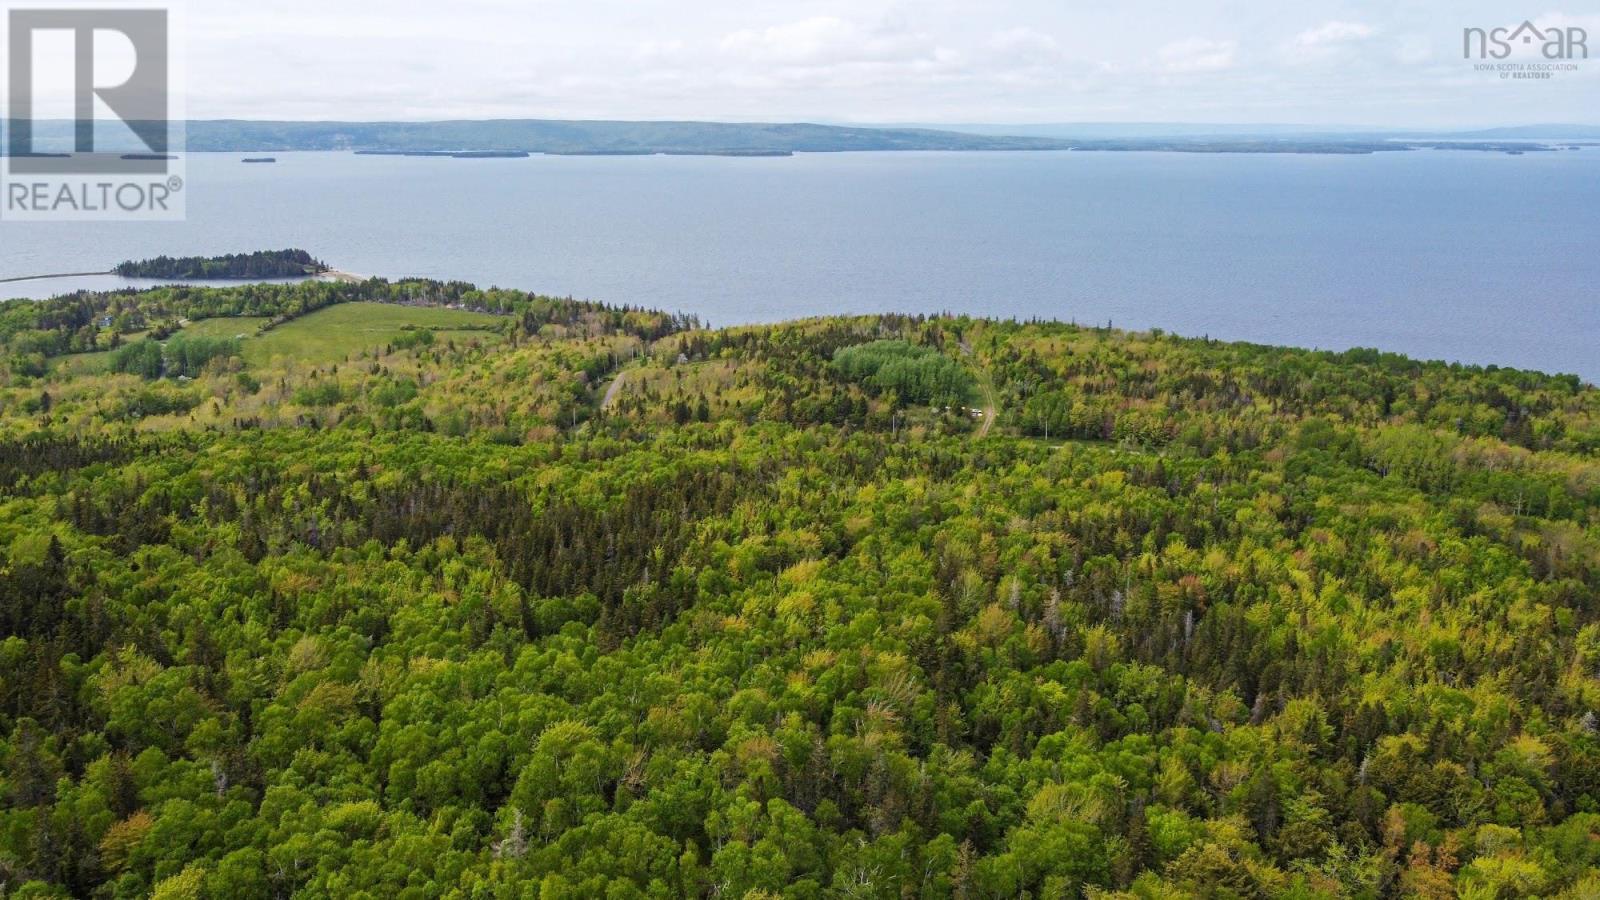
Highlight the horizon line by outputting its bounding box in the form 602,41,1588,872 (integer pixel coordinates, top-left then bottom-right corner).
8,117,1600,130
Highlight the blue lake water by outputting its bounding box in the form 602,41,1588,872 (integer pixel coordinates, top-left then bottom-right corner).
3,149,1597,380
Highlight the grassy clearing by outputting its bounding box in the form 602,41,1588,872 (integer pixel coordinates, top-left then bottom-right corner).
50,329,158,377
182,317,271,340
243,302,502,365
50,349,116,377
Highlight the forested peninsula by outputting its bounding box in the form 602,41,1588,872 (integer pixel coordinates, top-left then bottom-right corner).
112,250,329,281
3,278,1600,897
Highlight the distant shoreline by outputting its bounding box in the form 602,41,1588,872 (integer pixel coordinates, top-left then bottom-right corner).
1,141,1591,160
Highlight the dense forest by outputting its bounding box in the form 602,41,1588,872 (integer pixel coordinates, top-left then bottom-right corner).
3,279,1600,898
112,251,330,281
832,341,978,408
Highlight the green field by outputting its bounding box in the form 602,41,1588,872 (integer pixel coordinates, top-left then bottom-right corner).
48,348,115,376
42,305,502,379
242,302,503,365
49,329,155,376
181,316,270,340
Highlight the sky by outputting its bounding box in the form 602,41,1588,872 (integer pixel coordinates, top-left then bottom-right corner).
22,0,1600,126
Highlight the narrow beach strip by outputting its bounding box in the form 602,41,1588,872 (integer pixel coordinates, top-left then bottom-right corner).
0,270,113,284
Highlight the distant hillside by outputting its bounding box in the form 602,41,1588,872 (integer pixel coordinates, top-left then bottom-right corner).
881,122,1386,139
182,120,1075,154
1439,124,1600,140
885,122,1600,141
10,119,1592,156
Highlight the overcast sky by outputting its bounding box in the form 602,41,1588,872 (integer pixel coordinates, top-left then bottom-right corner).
92,0,1600,125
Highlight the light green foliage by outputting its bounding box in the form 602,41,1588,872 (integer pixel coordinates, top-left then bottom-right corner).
2,284,1600,897
832,339,978,407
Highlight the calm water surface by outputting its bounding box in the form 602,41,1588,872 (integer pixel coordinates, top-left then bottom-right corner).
3,149,1597,379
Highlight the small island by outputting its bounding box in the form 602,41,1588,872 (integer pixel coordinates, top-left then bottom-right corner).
114,249,329,280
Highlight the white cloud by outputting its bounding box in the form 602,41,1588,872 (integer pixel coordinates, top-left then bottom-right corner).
1531,11,1600,36
1393,35,1434,66
161,0,1598,127
635,39,689,63
719,17,940,67
987,27,1061,59
1157,38,1237,73
1293,21,1376,49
